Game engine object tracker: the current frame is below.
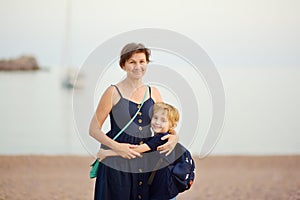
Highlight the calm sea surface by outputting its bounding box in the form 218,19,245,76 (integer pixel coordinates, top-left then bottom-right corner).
0,67,299,155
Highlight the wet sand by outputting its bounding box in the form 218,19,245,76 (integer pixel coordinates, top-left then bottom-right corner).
0,155,299,200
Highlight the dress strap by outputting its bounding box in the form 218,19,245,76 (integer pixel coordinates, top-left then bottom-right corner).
112,84,150,98
112,85,123,98
148,85,152,97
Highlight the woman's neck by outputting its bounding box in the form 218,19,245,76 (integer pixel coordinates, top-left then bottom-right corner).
121,78,144,91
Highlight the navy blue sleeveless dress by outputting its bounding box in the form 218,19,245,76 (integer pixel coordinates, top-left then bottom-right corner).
94,85,155,200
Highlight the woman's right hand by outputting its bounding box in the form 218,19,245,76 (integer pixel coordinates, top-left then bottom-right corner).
115,143,141,159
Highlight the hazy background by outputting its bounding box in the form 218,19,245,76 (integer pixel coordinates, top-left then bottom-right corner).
0,0,299,156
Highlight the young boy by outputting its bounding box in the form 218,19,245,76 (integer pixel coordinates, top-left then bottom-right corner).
97,102,180,200
97,102,179,161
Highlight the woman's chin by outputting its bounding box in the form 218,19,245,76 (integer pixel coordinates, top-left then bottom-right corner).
131,72,145,79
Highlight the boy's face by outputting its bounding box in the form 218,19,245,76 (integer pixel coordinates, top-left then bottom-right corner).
151,110,170,133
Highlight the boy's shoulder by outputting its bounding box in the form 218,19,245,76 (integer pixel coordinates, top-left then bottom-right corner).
153,132,169,138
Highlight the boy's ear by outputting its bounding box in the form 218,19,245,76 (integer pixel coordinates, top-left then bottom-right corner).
170,122,177,130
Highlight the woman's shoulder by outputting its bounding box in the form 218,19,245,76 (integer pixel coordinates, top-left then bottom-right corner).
100,85,121,105
149,85,162,102
102,85,116,96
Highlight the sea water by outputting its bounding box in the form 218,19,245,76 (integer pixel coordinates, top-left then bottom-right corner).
0,67,299,156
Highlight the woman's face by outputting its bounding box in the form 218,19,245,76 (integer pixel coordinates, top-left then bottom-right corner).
122,52,147,79
151,110,170,133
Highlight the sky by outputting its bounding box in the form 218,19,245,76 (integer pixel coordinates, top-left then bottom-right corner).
0,0,299,155
0,0,299,68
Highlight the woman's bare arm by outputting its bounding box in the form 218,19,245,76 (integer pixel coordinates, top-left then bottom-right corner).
89,86,141,159
157,133,179,155
97,144,150,161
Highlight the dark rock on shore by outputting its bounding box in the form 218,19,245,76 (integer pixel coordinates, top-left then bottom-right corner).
0,55,40,71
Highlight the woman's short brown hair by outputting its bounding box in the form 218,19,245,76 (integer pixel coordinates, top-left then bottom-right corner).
119,43,151,68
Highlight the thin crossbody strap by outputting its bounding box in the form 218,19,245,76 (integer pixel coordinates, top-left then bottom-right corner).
112,85,149,141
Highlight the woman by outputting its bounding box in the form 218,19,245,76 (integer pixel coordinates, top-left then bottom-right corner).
89,43,178,200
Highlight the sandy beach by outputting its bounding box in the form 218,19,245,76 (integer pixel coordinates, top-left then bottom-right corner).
0,155,299,200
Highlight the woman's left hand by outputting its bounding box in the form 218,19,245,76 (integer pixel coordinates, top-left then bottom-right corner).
97,148,107,161
157,133,179,156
